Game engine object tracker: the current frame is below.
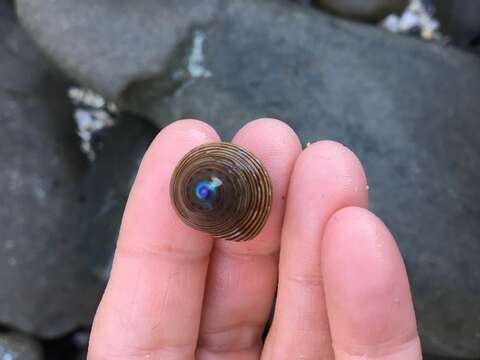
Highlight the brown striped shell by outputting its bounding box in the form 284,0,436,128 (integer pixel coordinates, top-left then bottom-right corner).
170,142,272,241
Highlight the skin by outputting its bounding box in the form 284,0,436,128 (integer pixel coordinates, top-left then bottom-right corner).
88,118,422,360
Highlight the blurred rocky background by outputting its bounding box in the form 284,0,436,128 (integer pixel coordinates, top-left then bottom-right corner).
0,0,479,358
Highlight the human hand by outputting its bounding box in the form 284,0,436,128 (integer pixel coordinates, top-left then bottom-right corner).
88,118,421,359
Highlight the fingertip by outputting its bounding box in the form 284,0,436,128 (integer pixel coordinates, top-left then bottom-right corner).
232,118,302,156
323,207,399,284
147,119,219,158
323,206,402,284
322,206,419,357
227,117,302,252
120,118,220,249
132,118,220,204
287,141,368,226
301,140,367,194
166,118,218,139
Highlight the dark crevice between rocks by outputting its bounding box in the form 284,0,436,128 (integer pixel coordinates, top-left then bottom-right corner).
43,83,90,180
77,111,158,281
41,327,89,360
467,34,480,56
312,0,408,24
289,0,313,6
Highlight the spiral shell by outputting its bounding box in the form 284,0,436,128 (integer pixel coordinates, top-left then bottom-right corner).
170,142,272,241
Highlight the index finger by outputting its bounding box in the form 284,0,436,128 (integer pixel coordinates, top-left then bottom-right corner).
89,120,219,359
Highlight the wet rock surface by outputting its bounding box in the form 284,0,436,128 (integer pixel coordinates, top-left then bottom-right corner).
0,332,42,360
73,352,86,360
0,1,103,338
314,0,408,22
79,113,158,279
435,0,480,48
15,0,221,99
6,0,480,358
42,329,89,360
120,1,480,357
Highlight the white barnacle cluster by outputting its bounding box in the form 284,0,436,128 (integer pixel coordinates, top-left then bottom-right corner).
187,30,212,79
381,0,442,41
68,87,118,161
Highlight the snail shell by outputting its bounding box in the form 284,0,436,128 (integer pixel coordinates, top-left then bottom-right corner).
170,142,272,241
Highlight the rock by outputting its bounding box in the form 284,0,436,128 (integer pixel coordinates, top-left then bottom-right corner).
314,0,408,22
0,1,103,337
15,0,221,99
42,328,89,359
74,351,87,360
79,112,158,280
435,0,480,47
11,0,480,356
119,1,480,357
0,332,42,360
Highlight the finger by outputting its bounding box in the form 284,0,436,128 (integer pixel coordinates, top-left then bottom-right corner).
322,207,421,360
197,118,302,359
263,141,368,359
89,120,220,360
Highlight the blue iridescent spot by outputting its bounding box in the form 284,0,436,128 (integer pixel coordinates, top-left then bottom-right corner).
194,177,223,208
195,180,213,200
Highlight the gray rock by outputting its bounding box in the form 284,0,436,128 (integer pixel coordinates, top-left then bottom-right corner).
70,330,89,360
15,0,221,99
314,0,408,22
11,0,480,356
0,332,42,360
120,1,480,357
74,351,87,360
435,0,480,47
0,1,103,337
79,113,158,280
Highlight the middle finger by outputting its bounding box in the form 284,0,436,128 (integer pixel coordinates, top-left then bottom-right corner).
196,118,301,359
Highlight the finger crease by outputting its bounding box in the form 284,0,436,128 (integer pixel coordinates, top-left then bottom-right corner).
198,322,265,353
285,272,324,287
213,245,279,262
115,241,211,263
334,330,420,357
